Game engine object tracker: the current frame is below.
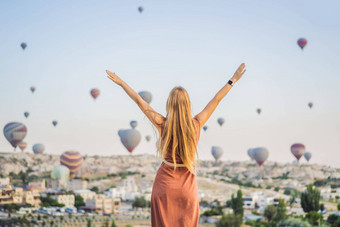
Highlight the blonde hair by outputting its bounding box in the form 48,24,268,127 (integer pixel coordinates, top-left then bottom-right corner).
157,86,198,173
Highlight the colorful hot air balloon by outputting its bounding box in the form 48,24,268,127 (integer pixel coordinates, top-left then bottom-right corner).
24,112,29,118
290,143,306,161
33,144,45,154
138,91,152,104
304,152,312,162
211,146,223,162
252,147,269,166
130,120,138,129
203,125,208,132
52,120,58,127
3,122,27,149
145,135,151,142
30,86,36,93
118,129,141,153
18,142,27,152
21,42,27,50
60,151,84,178
297,38,307,50
90,88,100,100
138,6,144,13
256,108,261,115
217,118,225,126
247,148,254,160
308,102,313,109
51,165,70,183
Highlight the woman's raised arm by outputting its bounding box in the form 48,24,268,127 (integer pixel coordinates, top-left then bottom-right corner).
194,63,246,128
106,70,165,133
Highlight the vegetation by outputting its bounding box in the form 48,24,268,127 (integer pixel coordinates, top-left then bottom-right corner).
277,218,311,227
132,196,150,208
74,194,86,208
327,214,340,226
40,196,65,207
305,211,323,226
90,186,99,193
301,184,320,213
216,214,242,227
231,189,244,219
264,205,276,222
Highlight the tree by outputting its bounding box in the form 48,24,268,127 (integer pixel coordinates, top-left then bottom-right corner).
132,196,149,208
40,196,64,207
301,184,320,213
273,199,286,223
87,218,92,227
75,195,85,208
337,203,340,211
327,214,340,226
277,218,311,227
320,203,325,211
231,190,244,218
111,220,116,227
306,211,323,226
264,205,276,222
216,214,242,227
90,186,99,194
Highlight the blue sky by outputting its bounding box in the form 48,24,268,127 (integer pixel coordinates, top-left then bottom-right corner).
1,0,340,167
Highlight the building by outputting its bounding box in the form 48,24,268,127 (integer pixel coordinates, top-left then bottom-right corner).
105,176,140,200
0,185,41,207
0,178,10,186
86,194,120,214
41,190,75,207
74,189,96,202
67,179,88,191
28,180,46,191
47,179,68,190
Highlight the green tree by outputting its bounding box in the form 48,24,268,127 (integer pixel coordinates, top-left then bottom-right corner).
320,203,325,211
337,203,340,211
87,218,92,227
306,211,323,226
75,195,85,208
103,219,109,227
111,220,117,227
132,196,149,208
301,184,320,213
90,186,99,194
327,214,340,226
273,199,287,223
216,214,242,227
264,205,276,222
231,190,244,218
277,218,311,227
40,196,64,207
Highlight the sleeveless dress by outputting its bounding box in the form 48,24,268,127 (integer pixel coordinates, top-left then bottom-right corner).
151,118,201,227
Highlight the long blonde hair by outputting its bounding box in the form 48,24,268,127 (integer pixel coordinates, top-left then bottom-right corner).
158,86,198,173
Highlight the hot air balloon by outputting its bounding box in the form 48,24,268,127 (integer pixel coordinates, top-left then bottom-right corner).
118,129,141,153
24,112,29,118
60,151,84,178
304,152,312,162
33,144,45,154
247,148,254,160
52,120,58,127
252,147,269,166
256,108,261,115
138,91,152,104
217,118,225,126
90,88,100,100
297,38,307,50
3,122,27,149
51,165,70,183
211,146,223,162
203,126,208,132
308,102,313,109
291,143,305,161
138,6,144,13
145,135,151,142
130,120,138,129
30,86,36,93
18,142,27,152
21,42,27,50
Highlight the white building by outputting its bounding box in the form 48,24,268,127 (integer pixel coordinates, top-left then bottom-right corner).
0,178,10,186
67,179,88,191
74,189,96,202
105,176,140,201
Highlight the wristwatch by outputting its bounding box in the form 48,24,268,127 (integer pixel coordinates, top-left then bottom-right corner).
228,80,234,86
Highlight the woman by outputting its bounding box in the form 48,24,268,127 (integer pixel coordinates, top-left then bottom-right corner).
106,63,246,227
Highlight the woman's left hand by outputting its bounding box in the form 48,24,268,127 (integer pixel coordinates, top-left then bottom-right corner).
106,70,123,86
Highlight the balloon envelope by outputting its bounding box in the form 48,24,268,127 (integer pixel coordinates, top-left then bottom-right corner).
297,38,307,50
247,148,254,160
138,6,144,13
52,121,58,127
252,147,269,166
203,125,208,131
24,112,29,118
51,165,70,183
217,118,225,126
90,88,100,100
3,122,27,148
138,91,152,104
211,146,223,162
130,120,138,129
18,142,27,152
291,143,306,161
21,42,27,50
60,151,83,178
118,129,141,153
30,86,36,93
304,152,312,162
145,135,151,142
308,102,313,109
257,108,261,114
33,144,45,154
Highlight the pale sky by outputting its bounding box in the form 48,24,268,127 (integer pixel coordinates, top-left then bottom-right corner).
1,0,340,167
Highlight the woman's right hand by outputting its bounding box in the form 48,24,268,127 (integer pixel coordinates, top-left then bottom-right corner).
231,63,246,84
106,70,123,86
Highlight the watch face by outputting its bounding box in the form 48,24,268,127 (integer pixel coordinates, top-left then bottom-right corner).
228,80,233,85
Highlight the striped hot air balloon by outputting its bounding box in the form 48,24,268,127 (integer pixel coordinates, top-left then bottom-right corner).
3,122,27,149
60,151,83,178
18,142,27,152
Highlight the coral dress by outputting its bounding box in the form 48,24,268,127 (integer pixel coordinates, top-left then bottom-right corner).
151,118,200,227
